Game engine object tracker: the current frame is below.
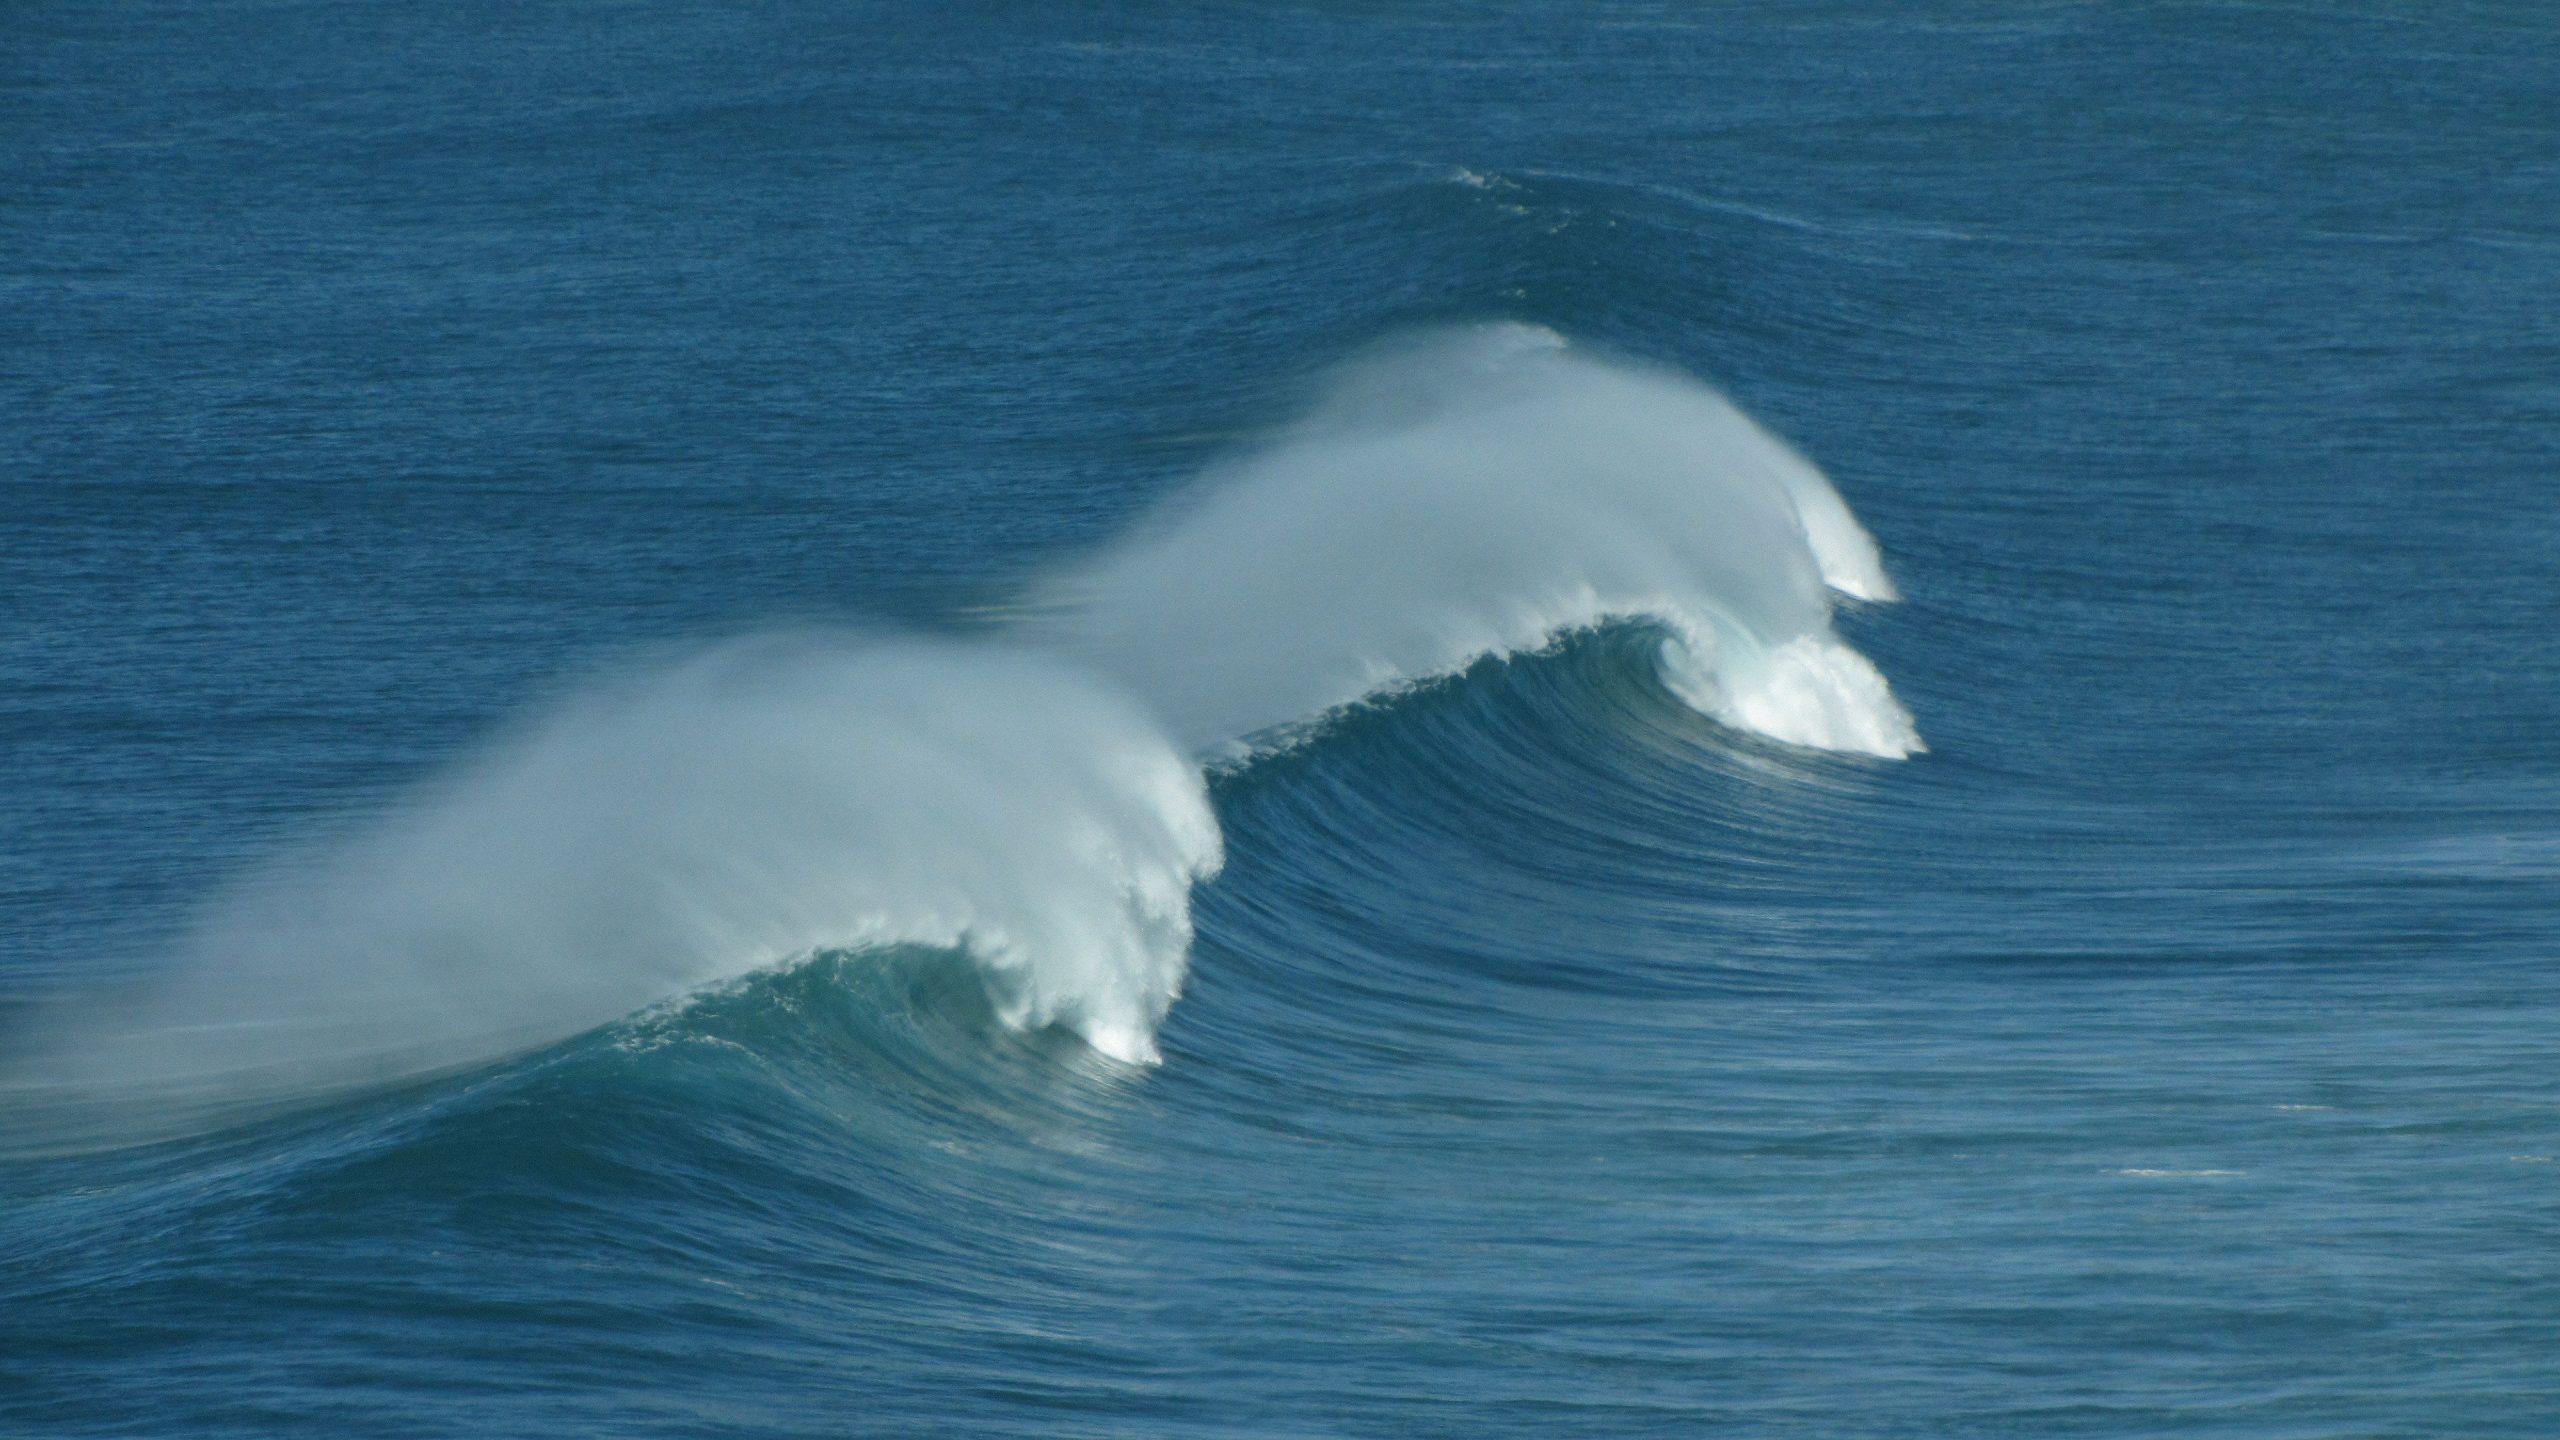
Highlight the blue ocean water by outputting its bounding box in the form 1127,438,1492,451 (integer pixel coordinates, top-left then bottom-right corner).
6,2,2558,1435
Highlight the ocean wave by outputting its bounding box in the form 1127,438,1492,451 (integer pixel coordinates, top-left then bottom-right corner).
0,636,1220,1153
0,327,1917,1150
1027,324,1917,758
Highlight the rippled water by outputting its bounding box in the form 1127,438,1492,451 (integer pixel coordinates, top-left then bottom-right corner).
6,3,2557,1435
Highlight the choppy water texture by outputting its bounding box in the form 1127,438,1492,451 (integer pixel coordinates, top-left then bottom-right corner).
5,3,2558,1436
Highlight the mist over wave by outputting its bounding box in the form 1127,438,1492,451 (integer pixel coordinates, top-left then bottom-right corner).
2,637,1220,1149
1031,324,1919,758
1,327,1916,1149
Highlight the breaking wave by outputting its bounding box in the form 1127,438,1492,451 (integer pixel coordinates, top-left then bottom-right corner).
1,638,1220,1149
0,326,1917,1150
1029,324,1919,758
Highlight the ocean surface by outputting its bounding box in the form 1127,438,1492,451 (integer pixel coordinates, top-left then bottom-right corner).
5,2,2558,1435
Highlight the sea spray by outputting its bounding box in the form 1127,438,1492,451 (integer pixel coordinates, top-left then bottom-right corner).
1,635,1221,1148
1026,324,1921,757
0,327,1922,1150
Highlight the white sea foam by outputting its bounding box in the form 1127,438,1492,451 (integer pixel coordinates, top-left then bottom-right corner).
2114,1168,2245,1179
3,636,1220,1137
3,326,1923,1144
1027,324,1919,757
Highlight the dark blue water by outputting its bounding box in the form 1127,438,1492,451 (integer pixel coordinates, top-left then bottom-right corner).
7,3,2558,1435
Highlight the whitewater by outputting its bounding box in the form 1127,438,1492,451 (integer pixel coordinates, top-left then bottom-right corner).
0,328,1915,1149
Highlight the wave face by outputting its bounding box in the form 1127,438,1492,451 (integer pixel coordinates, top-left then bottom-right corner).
1031,325,1919,758
2,637,1221,1148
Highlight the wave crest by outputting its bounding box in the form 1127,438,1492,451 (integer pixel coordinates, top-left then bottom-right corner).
4,326,1920,1149
3,636,1220,1150
1029,324,1919,758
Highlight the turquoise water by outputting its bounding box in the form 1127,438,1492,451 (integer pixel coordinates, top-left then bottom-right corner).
5,3,2558,1435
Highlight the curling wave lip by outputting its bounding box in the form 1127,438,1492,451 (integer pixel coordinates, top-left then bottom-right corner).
1026,323,1918,759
